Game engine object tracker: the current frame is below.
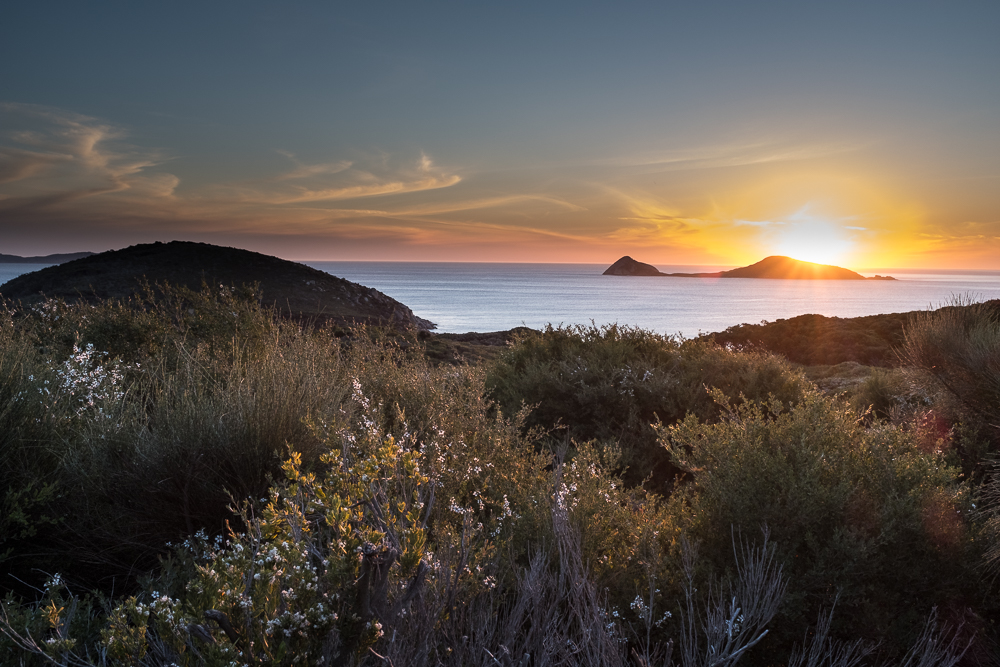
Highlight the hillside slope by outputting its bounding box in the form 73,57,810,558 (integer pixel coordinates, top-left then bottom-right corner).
0,241,434,329
706,300,1000,366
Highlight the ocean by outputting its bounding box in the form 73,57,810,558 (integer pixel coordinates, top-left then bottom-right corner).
4,262,1000,338
305,262,1000,337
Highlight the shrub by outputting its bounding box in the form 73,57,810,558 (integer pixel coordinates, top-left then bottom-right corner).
486,323,811,489
659,390,983,661
899,297,1000,459
845,366,923,420
0,288,350,592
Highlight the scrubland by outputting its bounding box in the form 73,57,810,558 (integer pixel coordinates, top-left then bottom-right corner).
1,285,998,666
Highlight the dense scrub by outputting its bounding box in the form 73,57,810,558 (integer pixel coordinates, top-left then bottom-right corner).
0,288,997,665
662,391,980,658
486,324,811,489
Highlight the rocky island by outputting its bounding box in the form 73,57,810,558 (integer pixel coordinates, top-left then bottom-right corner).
0,241,435,330
604,255,895,280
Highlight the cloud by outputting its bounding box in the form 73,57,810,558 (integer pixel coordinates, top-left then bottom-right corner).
734,219,782,227
275,151,353,181
0,103,173,211
592,137,864,173
0,147,71,184
208,151,461,205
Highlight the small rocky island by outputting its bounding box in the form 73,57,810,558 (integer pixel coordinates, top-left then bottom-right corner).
0,241,435,329
604,255,895,280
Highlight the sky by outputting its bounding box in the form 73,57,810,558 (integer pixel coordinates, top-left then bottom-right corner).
1,1,999,269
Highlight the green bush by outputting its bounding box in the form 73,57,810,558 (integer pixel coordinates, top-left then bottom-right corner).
845,366,920,420
486,323,811,489
659,389,982,661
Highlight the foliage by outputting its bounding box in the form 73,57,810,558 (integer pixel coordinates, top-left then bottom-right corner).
844,366,925,421
708,311,913,367
899,297,1000,461
659,390,982,662
486,323,811,489
0,288,995,664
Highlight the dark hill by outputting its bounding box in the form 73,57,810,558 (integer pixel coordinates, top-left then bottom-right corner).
0,241,434,330
706,300,1000,367
707,312,912,366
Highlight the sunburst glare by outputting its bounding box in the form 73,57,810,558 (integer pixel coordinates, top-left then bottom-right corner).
770,208,858,266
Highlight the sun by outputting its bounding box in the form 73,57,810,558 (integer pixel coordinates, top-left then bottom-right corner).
770,210,857,266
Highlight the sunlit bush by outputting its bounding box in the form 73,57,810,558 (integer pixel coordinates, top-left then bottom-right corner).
659,389,981,661
899,297,1000,466
486,323,811,489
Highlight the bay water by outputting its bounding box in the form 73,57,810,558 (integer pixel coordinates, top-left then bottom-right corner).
4,262,1000,338
306,262,1000,337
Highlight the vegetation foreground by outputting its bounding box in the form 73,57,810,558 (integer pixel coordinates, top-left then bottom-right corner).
1,285,999,666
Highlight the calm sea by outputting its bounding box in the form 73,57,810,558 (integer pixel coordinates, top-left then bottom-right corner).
4,262,1000,338
306,262,1000,337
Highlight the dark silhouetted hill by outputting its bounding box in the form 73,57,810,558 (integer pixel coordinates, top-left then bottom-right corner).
0,241,434,330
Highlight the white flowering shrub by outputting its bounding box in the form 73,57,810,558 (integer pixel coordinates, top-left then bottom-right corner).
42,343,137,418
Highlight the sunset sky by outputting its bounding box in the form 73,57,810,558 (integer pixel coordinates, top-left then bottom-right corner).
2,2,998,268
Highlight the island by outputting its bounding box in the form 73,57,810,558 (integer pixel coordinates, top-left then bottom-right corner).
0,251,95,264
603,255,895,280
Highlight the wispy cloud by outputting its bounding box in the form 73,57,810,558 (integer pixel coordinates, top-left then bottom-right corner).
275,151,353,181
592,137,864,172
0,103,174,211
208,151,461,205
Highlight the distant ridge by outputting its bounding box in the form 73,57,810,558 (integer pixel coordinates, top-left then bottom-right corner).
0,241,435,330
604,255,895,280
0,251,95,264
